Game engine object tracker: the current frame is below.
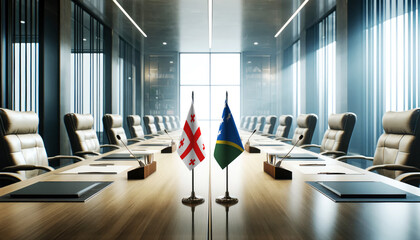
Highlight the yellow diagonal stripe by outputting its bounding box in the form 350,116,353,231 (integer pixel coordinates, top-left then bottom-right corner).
216,140,244,152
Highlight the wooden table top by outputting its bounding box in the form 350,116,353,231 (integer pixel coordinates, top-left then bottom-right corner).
0,133,419,239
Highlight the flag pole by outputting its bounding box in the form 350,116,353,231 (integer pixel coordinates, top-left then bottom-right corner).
182,91,204,205
216,91,238,205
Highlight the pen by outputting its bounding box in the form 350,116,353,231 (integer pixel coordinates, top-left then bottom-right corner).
299,163,326,166
317,172,346,175
89,163,115,166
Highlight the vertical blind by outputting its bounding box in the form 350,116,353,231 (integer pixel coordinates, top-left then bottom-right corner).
365,0,419,153
7,0,39,112
70,1,105,136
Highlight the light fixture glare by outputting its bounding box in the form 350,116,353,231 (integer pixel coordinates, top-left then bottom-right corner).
112,0,147,37
274,0,309,38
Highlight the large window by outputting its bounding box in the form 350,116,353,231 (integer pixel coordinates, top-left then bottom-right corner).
180,53,241,147
316,11,336,142
5,0,39,112
365,0,419,153
70,2,105,137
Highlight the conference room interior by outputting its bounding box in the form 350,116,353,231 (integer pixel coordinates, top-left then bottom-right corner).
0,0,420,239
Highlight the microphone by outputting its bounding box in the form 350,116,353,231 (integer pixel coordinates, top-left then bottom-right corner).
164,129,174,144
117,135,145,167
246,129,257,144
275,135,303,167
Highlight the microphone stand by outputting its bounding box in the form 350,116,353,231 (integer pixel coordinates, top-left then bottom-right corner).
244,129,260,153
117,135,145,167
274,135,303,167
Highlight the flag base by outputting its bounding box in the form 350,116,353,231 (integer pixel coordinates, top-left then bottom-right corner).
182,192,205,205
216,192,238,205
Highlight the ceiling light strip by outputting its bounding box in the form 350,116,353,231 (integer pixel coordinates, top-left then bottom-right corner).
274,0,309,38
112,0,147,37
208,0,213,49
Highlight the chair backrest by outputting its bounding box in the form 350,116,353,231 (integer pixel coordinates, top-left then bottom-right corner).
127,115,145,138
255,116,266,132
320,113,357,154
143,115,158,134
154,116,165,132
373,109,420,178
262,115,277,134
103,114,127,146
163,116,172,131
0,108,48,179
248,116,258,131
244,116,251,129
175,116,180,129
240,116,246,129
64,113,100,154
276,115,293,138
291,114,317,146
169,116,177,130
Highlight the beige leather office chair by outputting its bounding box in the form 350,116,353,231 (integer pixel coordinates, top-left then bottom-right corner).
255,116,265,133
143,115,159,135
169,116,177,130
261,115,277,135
163,116,172,131
337,109,420,179
273,115,293,139
0,109,83,185
240,116,246,129
127,115,151,140
248,116,258,131
175,116,180,129
301,112,356,158
281,114,317,146
243,116,251,130
103,114,141,147
64,113,120,158
154,116,165,132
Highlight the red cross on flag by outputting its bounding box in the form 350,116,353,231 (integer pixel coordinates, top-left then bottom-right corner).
178,102,206,170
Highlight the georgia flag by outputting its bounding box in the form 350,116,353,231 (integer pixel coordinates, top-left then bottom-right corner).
177,102,206,170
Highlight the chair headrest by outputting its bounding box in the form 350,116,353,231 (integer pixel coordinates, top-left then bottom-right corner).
164,116,170,121
155,116,163,122
279,115,292,126
104,114,123,128
382,109,420,135
265,115,277,125
144,115,155,124
328,113,356,130
0,108,38,135
128,115,141,125
257,116,264,123
297,114,317,128
71,113,94,130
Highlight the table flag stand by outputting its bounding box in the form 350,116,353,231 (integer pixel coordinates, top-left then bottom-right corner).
216,166,238,204
182,168,205,204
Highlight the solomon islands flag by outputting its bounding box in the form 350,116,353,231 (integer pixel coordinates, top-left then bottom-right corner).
214,101,244,169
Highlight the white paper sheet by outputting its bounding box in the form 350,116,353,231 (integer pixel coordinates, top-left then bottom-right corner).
59,165,133,174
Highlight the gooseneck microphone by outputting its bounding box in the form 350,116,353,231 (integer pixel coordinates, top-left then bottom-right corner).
246,129,257,144
275,135,303,167
117,135,145,167
164,129,174,144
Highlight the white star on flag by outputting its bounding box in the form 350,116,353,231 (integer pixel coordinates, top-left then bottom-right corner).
177,102,206,170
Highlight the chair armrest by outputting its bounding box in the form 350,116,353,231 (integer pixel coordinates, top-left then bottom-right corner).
100,144,121,150
48,155,84,165
335,155,374,162
2,165,54,173
319,150,347,158
395,172,420,183
74,150,101,158
300,144,321,149
366,164,420,173
0,172,24,184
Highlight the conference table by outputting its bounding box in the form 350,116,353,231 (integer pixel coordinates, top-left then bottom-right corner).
0,131,419,239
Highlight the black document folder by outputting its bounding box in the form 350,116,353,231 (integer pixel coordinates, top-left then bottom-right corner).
318,181,407,198
10,181,101,198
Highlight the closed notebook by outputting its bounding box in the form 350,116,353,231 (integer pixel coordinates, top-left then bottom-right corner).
318,181,407,198
9,182,100,198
